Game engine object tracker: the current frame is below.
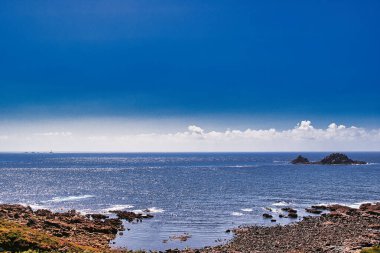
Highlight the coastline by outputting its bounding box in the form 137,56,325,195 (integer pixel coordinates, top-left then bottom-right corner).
1,203,379,252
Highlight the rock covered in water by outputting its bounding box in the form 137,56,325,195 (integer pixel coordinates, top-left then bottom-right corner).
109,210,154,222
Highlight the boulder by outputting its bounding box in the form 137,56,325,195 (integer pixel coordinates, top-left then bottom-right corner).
263,213,273,219
311,205,328,210
287,213,298,218
305,208,322,214
281,207,297,213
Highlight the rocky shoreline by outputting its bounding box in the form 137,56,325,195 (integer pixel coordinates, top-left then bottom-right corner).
0,203,379,252
0,204,154,252
183,203,380,253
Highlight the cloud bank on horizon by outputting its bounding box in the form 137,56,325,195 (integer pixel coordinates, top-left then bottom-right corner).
1,121,379,152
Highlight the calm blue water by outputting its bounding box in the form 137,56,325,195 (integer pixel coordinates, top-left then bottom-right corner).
0,152,379,251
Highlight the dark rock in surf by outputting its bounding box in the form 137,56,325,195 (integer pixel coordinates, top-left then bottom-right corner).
287,212,298,219
263,213,273,219
281,207,297,213
305,208,323,214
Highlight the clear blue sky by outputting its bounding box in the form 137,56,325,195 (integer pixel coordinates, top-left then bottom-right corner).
1,0,379,126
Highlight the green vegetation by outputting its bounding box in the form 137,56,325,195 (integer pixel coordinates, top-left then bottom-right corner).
0,219,97,252
361,246,380,253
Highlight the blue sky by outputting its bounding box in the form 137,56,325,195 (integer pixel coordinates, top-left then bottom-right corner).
1,0,379,122
1,0,380,151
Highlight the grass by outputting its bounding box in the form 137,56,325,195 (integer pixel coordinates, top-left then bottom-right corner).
361,246,380,253
0,219,98,252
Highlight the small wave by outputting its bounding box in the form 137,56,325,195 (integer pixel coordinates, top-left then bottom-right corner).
105,204,134,212
241,208,253,212
146,207,165,213
225,165,254,168
231,212,244,216
43,195,95,203
272,201,289,207
19,203,47,210
261,207,280,213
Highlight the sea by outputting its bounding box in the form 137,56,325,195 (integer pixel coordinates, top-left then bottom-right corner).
0,152,379,251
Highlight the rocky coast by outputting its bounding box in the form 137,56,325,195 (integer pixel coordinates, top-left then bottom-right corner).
0,204,153,252
1,202,379,252
184,203,380,253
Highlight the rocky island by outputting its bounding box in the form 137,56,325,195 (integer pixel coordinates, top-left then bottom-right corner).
292,153,367,165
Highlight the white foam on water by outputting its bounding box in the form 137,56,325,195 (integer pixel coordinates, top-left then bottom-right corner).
225,165,254,168
146,207,165,213
241,208,253,212
43,195,95,203
105,204,135,212
261,207,280,213
132,209,144,214
19,203,47,210
231,212,244,216
272,201,289,207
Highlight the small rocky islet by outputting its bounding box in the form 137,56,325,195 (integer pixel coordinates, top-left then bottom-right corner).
291,153,367,165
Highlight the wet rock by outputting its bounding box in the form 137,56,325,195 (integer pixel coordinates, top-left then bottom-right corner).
311,205,328,210
263,213,273,219
287,213,298,219
109,210,153,222
170,233,191,242
88,213,109,220
281,207,297,213
306,208,323,214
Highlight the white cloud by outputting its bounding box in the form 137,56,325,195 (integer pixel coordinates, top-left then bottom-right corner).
188,125,204,135
296,120,314,130
35,132,73,137
0,121,379,152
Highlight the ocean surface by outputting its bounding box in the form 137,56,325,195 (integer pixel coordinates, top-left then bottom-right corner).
0,152,379,251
